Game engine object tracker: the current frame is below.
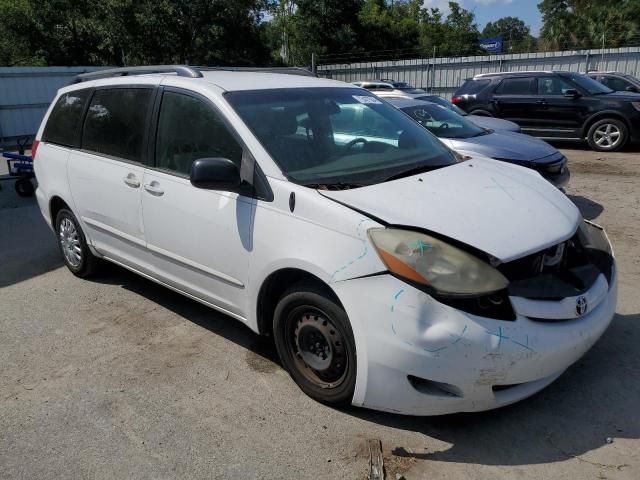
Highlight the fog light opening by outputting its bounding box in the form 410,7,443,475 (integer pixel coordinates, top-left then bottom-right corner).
408,375,464,398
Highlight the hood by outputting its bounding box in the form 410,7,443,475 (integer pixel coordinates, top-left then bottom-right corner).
467,115,520,132
440,130,560,163
320,158,580,262
598,91,640,101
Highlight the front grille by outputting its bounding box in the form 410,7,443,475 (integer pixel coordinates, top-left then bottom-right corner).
499,231,613,300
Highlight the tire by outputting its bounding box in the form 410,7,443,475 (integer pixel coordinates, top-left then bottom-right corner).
15,178,34,197
273,283,357,406
55,208,101,278
587,118,628,152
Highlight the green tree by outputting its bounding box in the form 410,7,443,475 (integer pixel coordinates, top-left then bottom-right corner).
0,0,271,66
538,0,640,50
482,16,537,53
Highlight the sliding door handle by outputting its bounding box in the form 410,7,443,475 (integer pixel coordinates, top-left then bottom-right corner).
144,181,164,196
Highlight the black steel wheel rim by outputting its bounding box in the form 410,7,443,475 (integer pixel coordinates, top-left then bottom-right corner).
286,306,348,389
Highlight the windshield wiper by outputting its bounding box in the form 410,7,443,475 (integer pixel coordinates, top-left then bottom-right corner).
302,181,367,190
381,164,449,182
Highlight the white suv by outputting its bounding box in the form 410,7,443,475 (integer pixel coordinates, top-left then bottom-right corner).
34,65,617,415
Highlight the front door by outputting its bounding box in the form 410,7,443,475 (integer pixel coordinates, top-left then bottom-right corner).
527,76,587,137
141,89,254,320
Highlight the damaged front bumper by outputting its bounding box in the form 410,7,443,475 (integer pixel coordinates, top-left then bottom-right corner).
333,262,617,416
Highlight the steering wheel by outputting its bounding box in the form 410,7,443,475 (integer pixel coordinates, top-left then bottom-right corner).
343,137,368,151
440,123,449,130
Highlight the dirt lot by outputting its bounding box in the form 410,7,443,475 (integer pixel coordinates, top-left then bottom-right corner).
1,145,639,480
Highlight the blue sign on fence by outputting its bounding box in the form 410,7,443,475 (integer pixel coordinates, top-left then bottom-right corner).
479,36,504,53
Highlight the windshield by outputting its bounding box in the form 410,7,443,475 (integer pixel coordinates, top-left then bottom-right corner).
563,73,613,95
226,88,456,186
415,95,468,116
400,103,487,139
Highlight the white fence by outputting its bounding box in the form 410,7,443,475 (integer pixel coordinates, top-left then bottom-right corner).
317,46,640,98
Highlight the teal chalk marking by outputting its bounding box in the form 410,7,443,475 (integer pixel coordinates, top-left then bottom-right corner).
409,240,433,256
423,346,448,353
486,326,509,346
511,339,535,352
330,218,372,282
450,325,468,345
390,289,405,335
511,334,535,352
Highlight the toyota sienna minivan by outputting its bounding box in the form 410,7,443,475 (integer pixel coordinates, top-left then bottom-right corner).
34,65,617,415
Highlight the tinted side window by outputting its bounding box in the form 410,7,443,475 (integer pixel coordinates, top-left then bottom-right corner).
537,77,575,95
495,78,533,95
155,92,242,175
42,90,91,147
82,88,152,162
456,79,491,95
600,76,630,91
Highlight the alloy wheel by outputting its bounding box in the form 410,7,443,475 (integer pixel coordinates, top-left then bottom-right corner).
593,123,621,149
59,217,82,267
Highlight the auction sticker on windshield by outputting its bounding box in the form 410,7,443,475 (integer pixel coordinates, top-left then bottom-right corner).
353,95,382,104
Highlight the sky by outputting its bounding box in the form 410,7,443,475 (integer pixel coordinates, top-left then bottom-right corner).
423,0,542,36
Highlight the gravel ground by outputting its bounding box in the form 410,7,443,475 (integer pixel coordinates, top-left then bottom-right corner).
1,144,639,479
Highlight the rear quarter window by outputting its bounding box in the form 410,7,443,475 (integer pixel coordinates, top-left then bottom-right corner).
42,89,91,147
455,79,491,95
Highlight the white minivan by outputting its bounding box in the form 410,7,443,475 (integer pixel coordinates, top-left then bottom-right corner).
34,66,617,415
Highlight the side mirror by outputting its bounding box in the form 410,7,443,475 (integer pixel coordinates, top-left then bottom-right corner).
190,157,241,190
626,85,639,93
564,89,580,98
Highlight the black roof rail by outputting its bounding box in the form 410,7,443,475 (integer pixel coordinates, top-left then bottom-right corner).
73,65,203,83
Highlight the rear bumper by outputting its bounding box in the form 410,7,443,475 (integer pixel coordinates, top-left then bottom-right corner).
333,266,617,416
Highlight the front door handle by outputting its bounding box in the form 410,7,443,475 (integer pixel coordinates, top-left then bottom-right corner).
144,181,164,196
123,174,140,188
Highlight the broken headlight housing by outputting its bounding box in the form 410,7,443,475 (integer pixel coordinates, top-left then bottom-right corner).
368,228,508,296
578,220,613,256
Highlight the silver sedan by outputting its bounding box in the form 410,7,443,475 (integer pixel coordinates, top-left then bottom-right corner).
386,97,569,188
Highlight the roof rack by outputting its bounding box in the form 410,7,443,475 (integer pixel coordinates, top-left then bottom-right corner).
198,66,316,77
474,70,554,78
73,65,316,83
74,65,203,83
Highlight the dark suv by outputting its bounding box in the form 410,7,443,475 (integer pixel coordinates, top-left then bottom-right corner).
452,71,640,151
588,71,640,93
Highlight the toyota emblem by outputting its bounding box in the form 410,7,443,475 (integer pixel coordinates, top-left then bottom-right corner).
576,296,588,317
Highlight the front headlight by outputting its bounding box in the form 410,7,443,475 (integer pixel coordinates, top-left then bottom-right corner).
578,220,613,255
368,228,509,295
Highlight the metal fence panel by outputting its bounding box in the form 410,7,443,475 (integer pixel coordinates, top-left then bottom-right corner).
0,66,103,146
318,46,640,99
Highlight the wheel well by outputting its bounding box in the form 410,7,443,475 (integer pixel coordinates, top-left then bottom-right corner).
256,268,337,336
582,113,630,138
49,196,70,225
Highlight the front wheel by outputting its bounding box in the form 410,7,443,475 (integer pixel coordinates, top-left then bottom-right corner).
55,208,101,278
273,284,357,406
587,118,628,152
